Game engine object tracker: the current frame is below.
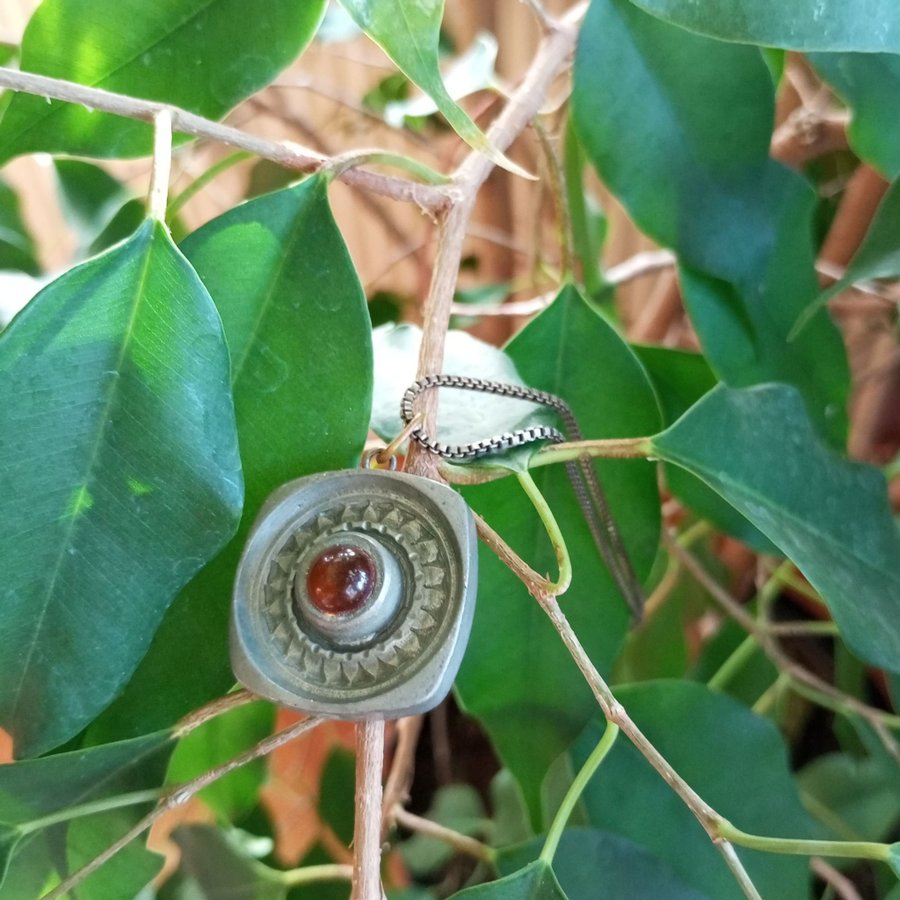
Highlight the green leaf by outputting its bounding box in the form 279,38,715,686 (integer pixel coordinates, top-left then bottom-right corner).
811,54,900,178
889,843,900,879
572,0,849,444
89,177,373,741
319,748,357,849
0,219,243,757
455,287,661,823
401,785,486,877
54,159,129,243
633,345,776,552
793,176,900,335
167,701,275,822
651,384,900,674
171,824,285,899
452,859,566,899
0,177,39,275
573,681,814,899
337,0,525,177
625,0,900,51
0,0,328,162
371,322,560,473
799,753,900,842
0,731,171,894
499,829,711,899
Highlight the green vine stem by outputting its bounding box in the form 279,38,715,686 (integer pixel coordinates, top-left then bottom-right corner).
707,634,760,692
167,150,253,218
19,788,165,834
530,436,653,468
326,149,451,185
278,862,354,887
516,468,572,595
718,821,895,866
540,720,620,864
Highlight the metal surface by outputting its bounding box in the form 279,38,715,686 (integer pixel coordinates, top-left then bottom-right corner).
230,468,478,719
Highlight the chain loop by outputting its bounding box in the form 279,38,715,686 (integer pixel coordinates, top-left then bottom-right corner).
400,374,646,620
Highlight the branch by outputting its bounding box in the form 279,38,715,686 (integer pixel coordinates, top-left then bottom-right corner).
668,536,900,761
351,720,386,900
405,5,587,476
40,715,322,900
172,688,258,738
0,66,447,212
392,805,496,864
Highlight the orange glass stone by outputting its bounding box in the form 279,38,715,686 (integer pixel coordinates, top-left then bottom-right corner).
306,545,377,614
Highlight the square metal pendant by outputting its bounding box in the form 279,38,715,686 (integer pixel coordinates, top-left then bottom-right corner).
230,469,478,719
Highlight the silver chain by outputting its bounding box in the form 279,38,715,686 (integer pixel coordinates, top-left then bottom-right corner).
400,374,645,620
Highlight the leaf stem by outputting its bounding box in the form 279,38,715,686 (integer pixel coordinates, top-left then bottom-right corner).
707,634,760,692
539,720,619,864
148,108,172,221
530,437,653,467
279,863,354,886
516,469,572,595
326,150,450,185
167,150,253,218
19,788,165,834
717,821,893,864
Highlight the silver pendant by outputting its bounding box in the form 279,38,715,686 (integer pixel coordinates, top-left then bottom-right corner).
230,468,477,719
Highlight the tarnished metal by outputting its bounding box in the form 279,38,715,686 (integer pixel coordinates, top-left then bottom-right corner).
230,468,477,719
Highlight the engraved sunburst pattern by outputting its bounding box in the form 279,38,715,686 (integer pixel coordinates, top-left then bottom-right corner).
260,493,458,701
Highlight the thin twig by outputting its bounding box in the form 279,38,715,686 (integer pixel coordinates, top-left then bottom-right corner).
392,805,496,864
668,535,900,761
381,715,424,834
811,858,864,900
41,716,322,900
351,720,386,900
719,842,764,900
172,688,257,738
447,249,677,317
0,66,447,212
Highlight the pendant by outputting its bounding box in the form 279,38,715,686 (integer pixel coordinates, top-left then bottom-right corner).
230,466,478,719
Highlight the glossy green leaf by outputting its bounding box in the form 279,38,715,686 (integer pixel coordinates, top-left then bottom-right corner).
793,176,900,335
452,860,566,899
338,0,525,176
456,287,661,823
372,322,559,473
633,345,775,552
171,824,285,899
799,753,900,842
0,731,171,893
573,681,814,899
499,829,710,899
167,701,275,822
90,177,372,741
0,178,39,275
572,0,849,444
811,54,900,178
0,219,243,757
0,0,327,162
651,384,900,674
626,0,900,51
